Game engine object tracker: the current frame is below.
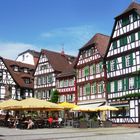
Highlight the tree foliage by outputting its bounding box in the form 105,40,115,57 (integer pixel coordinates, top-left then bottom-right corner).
50,89,59,103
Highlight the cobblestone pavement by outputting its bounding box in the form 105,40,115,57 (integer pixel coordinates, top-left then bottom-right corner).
0,127,140,140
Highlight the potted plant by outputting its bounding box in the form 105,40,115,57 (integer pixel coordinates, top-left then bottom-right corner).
79,118,87,128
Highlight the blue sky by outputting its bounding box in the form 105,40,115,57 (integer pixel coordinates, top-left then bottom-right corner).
0,0,137,59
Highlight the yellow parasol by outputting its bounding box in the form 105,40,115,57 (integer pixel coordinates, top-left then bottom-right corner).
17,98,64,111
94,105,119,111
0,99,21,110
58,102,78,109
72,106,96,112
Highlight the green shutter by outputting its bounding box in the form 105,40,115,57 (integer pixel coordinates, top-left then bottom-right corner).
120,38,123,46
107,61,111,72
126,78,129,90
99,62,102,72
122,56,126,68
93,64,96,74
124,36,127,45
107,82,110,93
134,76,138,89
114,81,118,92
129,53,133,66
138,76,140,88
133,12,137,21
131,33,135,42
114,58,117,70
112,41,117,49
138,31,140,40
84,67,89,76
122,17,130,26
94,82,96,94
86,84,90,95
101,83,104,92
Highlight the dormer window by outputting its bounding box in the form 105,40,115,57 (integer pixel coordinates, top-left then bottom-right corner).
24,68,28,73
14,66,19,72
24,78,30,84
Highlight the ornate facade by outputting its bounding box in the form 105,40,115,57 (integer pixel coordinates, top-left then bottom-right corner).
34,49,75,100
106,2,140,125
75,33,109,108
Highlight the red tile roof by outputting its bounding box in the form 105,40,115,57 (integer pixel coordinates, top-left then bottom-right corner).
41,49,76,72
2,57,35,89
80,33,110,57
116,2,140,18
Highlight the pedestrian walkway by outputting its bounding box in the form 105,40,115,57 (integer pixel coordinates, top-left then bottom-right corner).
0,127,140,140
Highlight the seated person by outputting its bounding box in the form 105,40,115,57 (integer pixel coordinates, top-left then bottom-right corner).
48,116,53,127
25,117,34,129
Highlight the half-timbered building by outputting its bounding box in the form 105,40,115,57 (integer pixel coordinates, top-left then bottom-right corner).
75,33,110,109
0,57,34,101
34,49,75,100
16,49,40,66
105,2,140,126
56,62,76,103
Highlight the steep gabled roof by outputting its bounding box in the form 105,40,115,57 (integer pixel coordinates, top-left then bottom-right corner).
2,57,35,89
41,49,76,72
18,49,40,58
116,2,140,19
80,33,110,57
56,59,76,78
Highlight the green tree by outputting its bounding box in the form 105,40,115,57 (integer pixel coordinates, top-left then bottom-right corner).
50,89,59,103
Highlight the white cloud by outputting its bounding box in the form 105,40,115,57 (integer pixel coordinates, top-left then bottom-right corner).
0,41,40,60
40,25,108,56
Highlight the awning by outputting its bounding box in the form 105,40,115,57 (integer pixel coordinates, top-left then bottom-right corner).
78,102,104,109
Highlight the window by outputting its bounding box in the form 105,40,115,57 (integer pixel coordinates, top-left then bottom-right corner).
118,80,122,91
85,83,90,95
24,68,28,73
122,54,133,68
64,80,68,87
129,77,134,89
130,33,135,43
112,41,117,49
96,64,100,73
120,36,127,46
24,78,30,84
14,66,19,72
47,74,53,83
111,106,129,117
123,78,129,91
122,17,130,26
110,60,116,71
111,82,114,92
91,82,96,94
69,79,74,86
133,12,137,22
84,66,89,77
98,82,103,93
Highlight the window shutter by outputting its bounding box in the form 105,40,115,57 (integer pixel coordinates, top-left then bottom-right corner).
99,62,102,72
138,76,140,88
114,80,118,92
124,36,127,45
107,61,111,72
122,56,126,68
107,82,110,93
126,77,129,90
138,31,140,40
129,53,133,66
93,64,96,74
131,33,135,42
84,67,89,76
134,76,138,89
112,41,117,49
133,12,137,21
114,58,117,70
101,83,104,92
94,82,96,94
